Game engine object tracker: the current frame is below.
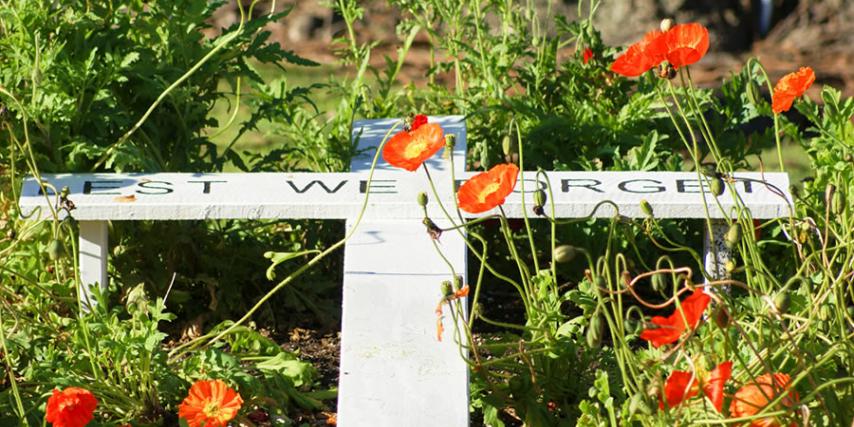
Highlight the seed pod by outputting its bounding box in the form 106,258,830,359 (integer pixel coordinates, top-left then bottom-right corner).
47,239,65,260
832,190,845,215
640,199,654,217
725,223,742,250
553,245,577,264
587,314,604,349
445,134,457,150
440,280,453,297
593,275,607,295
710,177,724,196
417,192,428,207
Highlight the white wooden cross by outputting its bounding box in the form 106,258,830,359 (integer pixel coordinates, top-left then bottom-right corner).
19,115,792,426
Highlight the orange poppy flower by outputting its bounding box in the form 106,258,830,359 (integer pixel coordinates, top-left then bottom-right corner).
583,47,594,64
178,379,244,427
640,288,711,348
45,387,98,427
660,361,732,412
457,163,519,214
610,30,666,77
662,23,710,69
771,67,815,114
731,373,799,427
382,122,446,171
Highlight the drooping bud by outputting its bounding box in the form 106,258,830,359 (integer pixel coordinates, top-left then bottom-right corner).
773,286,791,314
553,244,577,264
47,239,65,261
651,273,666,293
713,305,731,329
824,183,836,209
640,199,654,217
586,314,604,349
501,135,513,156
832,189,845,215
60,186,70,199
710,177,724,196
417,192,428,207
725,223,742,249
660,18,674,32
533,189,547,216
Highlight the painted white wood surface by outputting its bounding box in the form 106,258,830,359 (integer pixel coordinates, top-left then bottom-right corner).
78,220,108,310
337,116,469,426
20,171,792,220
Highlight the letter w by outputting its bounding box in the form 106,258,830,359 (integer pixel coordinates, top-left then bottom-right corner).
287,180,347,194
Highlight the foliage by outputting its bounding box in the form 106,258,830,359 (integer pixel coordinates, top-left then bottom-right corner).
1,0,852,425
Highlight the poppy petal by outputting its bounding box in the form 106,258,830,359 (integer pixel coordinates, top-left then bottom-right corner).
661,370,699,410
703,361,733,413
772,67,815,114
457,163,519,214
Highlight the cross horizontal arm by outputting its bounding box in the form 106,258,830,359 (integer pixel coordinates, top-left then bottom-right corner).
19,171,792,221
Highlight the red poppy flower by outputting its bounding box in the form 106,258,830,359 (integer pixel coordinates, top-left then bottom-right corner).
660,361,732,412
45,387,98,427
662,23,709,69
410,114,428,131
583,47,594,64
457,163,519,214
610,30,665,77
382,122,446,171
771,67,815,114
640,288,711,347
178,379,244,427
731,373,799,427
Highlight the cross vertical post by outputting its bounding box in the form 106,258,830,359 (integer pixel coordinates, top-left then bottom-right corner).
337,116,470,426
703,219,730,285
78,220,109,310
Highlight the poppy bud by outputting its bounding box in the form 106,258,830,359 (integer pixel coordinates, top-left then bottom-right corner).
773,286,791,314
60,186,70,199
533,189,547,216
593,275,607,292
713,305,731,329
47,239,65,260
725,223,742,249
629,392,652,415
825,183,836,208
710,177,724,196
725,259,736,274
832,190,845,215
440,280,453,297
640,199,654,217
553,245,577,263
586,314,604,349
501,135,514,156
417,192,428,207
651,273,666,293
623,317,639,335
700,163,718,178
660,18,674,32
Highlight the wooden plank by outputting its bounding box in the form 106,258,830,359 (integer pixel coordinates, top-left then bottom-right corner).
78,220,109,310
337,116,470,426
20,171,792,221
